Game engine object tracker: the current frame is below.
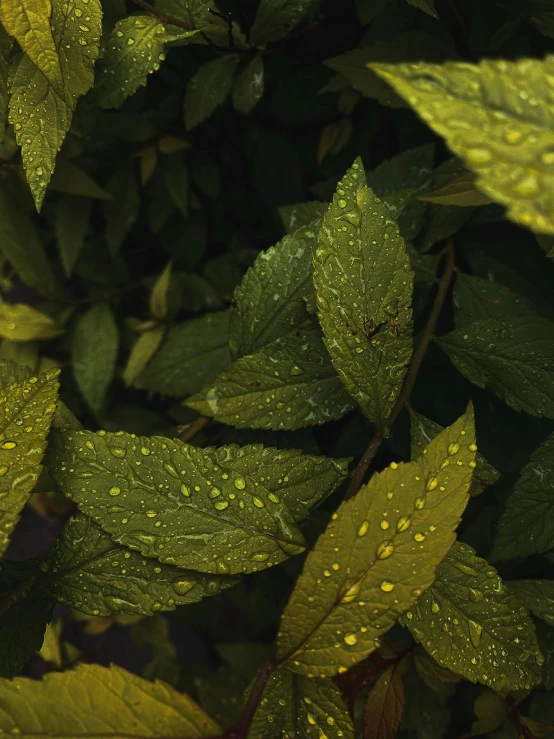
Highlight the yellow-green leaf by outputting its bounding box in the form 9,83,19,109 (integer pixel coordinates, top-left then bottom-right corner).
419,172,491,207
9,0,102,209
0,369,59,557
371,56,554,234
149,261,172,319
0,300,62,342
314,157,413,429
96,15,166,110
123,327,165,386
276,406,476,677
0,663,220,737
363,666,405,739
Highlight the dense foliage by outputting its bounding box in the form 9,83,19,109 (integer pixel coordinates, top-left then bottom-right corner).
0,0,554,736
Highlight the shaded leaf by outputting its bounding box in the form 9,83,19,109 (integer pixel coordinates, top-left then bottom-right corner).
47,429,310,575
0,26,11,143
453,273,536,326
150,261,172,320
438,316,554,418
184,54,239,131
132,614,181,685
371,56,554,234
0,369,59,557
402,542,543,692
314,158,413,428
163,152,189,217
49,159,112,200
469,689,507,737
420,172,491,207
279,201,328,233
509,580,554,627
96,15,166,109
104,166,140,256
72,302,119,415
0,300,62,342
363,666,405,739
232,55,264,115
406,0,438,17
250,668,354,738
41,514,238,616
123,328,165,387
413,649,461,690
276,407,475,676
0,663,220,736
54,195,92,276
250,0,315,45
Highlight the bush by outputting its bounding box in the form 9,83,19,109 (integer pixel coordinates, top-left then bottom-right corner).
0,0,553,736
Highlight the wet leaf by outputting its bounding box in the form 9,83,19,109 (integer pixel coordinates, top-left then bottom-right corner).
123,328,165,387
249,667,354,738
279,201,328,233
371,56,554,234
453,273,536,326
314,158,413,429
232,55,264,115
0,26,11,143
0,663,220,737
402,542,543,692
250,0,315,45
0,300,62,342
276,406,476,676
363,666,405,739
96,15,166,109
509,579,554,627
47,429,313,575
438,316,554,418
184,54,239,131
71,303,119,416
41,514,238,616
0,369,59,557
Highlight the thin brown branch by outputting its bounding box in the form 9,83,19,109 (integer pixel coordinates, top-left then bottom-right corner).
507,696,537,739
345,242,456,500
178,416,210,444
0,570,39,619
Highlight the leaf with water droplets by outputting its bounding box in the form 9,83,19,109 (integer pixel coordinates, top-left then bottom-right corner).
184,54,240,131
41,514,238,617
0,25,10,143
493,431,554,560
72,302,119,416
453,273,536,326
0,299,62,342
410,407,500,496
134,311,231,397
96,15,167,110
9,0,102,209
314,157,413,429
362,666,405,739
509,580,554,628
401,541,543,692
371,57,554,235
276,406,476,677
250,0,315,45
232,55,264,115
0,663,220,737
47,429,311,575
438,316,554,418
249,667,354,738
0,369,59,557
279,201,328,234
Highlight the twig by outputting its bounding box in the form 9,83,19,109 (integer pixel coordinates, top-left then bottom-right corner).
507,696,537,739
178,416,210,444
345,242,456,499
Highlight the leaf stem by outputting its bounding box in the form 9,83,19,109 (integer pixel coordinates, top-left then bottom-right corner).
345,242,455,499
507,696,536,739
228,660,276,738
178,416,210,444
0,571,39,619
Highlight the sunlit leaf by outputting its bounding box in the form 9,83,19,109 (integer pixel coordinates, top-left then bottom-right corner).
0,300,62,342
276,406,475,676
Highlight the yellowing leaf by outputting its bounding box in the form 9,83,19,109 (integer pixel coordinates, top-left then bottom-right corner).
0,663,220,737
9,0,102,209
0,0,62,88
0,300,62,342
402,542,543,692
363,666,405,739
0,369,59,557
150,261,173,319
39,620,63,667
314,158,413,429
96,15,166,110
123,327,165,386
276,406,476,677
371,57,554,234
184,54,239,131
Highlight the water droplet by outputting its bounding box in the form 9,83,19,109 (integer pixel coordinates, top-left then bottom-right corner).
357,520,369,537
1,441,16,450
110,446,126,458
414,532,425,542
108,486,121,496
181,484,190,497
172,578,195,596
469,587,484,603
0,466,8,476
380,580,395,593
426,477,438,491
85,440,95,451
344,633,357,646
127,37,135,45
376,541,394,559
214,500,229,511
140,446,151,456
252,496,265,508
380,519,389,530
396,517,411,532
448,443,459,455
234,476,246,490
341,581,360,603
252,552,269,562
468,620,483,647
145,509,157,518
338,199,347,208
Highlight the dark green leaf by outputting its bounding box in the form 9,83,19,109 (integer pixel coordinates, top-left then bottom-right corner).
509,580,554,627
232,55,264,115
184,55,239,131
453,273,536,326
250,0,315,45
54,195,92,277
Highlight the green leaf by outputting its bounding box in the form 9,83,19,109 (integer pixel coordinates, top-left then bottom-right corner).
419,172,491,207
163,153,189,218
123,328,165,387
453,273,536,326
47,429,310,575
0,559,54,678
41,513,238,616
493,431,554,560
54,195,92,276
104,166,141,256
72,302,119,415
362,666,405,739
279,201,328,233
0,26,11,143
184,54,239,131
371,56,554,235
155,0,236,47
249,668,354,738
0,300,62,342
202,444,349,522
96,15,166,109
149,261,173,320
0,0,62,88
406,0,438,17
134,311,231,398
232,55,264,115
314,158,413,428
9,0,102,209
509,580,554,627
438,316,554,418
276,406,476,677
0,663,221,737
0,369,59,557
402,541,543,692
132,614,181,685
469,690,508,737
250,0,315,45
187,318,355,430
409,408,500,495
